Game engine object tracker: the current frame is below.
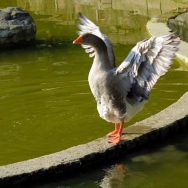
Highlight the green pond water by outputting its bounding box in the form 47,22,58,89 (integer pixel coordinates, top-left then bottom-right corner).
1,0,188,186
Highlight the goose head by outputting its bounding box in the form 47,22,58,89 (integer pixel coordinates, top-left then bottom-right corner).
73,33,97,45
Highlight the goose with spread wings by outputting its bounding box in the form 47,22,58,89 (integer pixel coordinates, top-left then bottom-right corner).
73,13,179,144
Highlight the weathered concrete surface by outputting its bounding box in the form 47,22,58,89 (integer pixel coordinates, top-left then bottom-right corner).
0,91,188,187
168,12,188,43
147,19,188,64
0,7,36,48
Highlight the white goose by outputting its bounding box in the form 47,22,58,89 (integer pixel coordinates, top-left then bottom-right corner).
73,13,179,144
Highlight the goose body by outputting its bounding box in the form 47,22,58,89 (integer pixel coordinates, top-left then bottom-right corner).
73,13,179,144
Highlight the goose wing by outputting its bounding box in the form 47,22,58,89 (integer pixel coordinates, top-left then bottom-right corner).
77,13,115,66
115,32,179,103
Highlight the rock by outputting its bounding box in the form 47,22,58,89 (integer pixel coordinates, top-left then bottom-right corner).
0,7,36,49
168,12,188,42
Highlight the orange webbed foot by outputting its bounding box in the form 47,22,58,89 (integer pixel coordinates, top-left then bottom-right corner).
107,122,124,144
108,135,121,144
106,123,119,137
106,130,119,137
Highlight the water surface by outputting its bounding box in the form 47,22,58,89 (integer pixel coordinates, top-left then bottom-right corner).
33,132,188,188
0,0,187,167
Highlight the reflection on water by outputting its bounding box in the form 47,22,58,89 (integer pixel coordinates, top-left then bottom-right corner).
12,0,188,44
32,132,188,188
99,164,127,188
2,0,185,45
0,0,187,168
15,0,186,17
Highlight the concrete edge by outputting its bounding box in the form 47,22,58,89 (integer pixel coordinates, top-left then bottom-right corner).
0,20,188,187
1,92,188,187
146,19,188,64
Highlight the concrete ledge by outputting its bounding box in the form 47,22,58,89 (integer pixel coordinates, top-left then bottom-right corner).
0,92,188,187
1,19,188,187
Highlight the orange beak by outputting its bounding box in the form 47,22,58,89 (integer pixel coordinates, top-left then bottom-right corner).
73,35,83,44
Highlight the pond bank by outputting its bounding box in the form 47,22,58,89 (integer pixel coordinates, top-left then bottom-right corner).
147,19,188,65
0,92,188,187
1,19,188,187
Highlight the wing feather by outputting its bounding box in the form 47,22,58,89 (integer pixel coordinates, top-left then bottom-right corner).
116,32,179,103
76,13,115,66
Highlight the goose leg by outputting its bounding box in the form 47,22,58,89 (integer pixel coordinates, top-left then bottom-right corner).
108,122,124,144
106,123,119,137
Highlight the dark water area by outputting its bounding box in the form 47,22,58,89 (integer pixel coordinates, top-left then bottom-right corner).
0,0,188,187
33,132,188,188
